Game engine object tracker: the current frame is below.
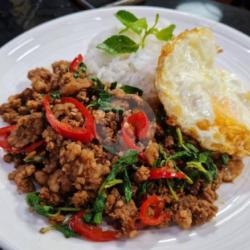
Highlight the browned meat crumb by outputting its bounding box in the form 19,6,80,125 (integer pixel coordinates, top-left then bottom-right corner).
28,68,56,93
7,112,43,148
174,209,192,229
174,195,218,227
34,171,48,186
134,166,150,183
52,60,70,76
71,190,90,207
106,189,138,234
59,72,92,95
144,141,159,166
8,165,36,193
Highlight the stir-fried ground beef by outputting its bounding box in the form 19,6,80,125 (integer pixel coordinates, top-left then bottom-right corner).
0,59,243,239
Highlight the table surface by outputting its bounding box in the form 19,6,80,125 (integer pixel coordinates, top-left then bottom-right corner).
0,0,249,249
0,0,250,48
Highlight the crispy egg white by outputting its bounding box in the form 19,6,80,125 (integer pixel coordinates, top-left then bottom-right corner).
155,27,250,156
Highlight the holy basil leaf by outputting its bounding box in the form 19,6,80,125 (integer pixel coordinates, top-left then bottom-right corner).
104,179,123,189
50,91,61,100
97,35,139,55
187,161,212,182
129,18,148,35
91,150,138,224
26,192,79,217
115,10,138,27
26,192,41,207
110,82,117,90
103,145,116,154
53,224,78,238
221,154,230,165
120,85,143,96
123,168,132,203
24,155,45,163
156,24,176,41
79,62,87,73
92,193,106,225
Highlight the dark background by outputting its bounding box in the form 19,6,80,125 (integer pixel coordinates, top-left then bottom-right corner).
0,0,249,249
0,0,250,48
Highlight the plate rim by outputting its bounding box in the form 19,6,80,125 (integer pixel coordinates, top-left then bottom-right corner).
1,6,250,55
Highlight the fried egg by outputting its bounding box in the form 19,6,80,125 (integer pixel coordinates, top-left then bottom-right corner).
155,27,250,156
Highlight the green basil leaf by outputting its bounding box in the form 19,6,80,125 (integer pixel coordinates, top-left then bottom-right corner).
221,154,230,165
115,10,138,27
24,155,45,163
120,85,143,96
156,24,176,41
91,193,106,225
110,81,117,90
104,179,123,189
50,91,61,100
26,192,41,207
58,207,80,212
83,213,93,223
123,168,132,203
79,62,87,73
73,71,79,79
53,224,78,238
103,145,116,154
97,35,139,55
130,18,148,35
187,161,212,182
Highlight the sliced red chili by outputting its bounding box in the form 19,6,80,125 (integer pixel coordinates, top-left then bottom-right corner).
69,54,83,72
69,211,119,242
0,125,16,136
121,111,149,151
127,111,149,139
0,125,16,151
149,167,186,180
43,95,96,143
139,195,169,226
0,125,44,154
15,140,44,154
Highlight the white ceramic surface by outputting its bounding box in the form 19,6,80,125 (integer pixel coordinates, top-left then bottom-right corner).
0,6,250,250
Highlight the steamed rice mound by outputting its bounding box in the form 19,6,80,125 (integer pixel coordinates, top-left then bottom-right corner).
85,28,165,104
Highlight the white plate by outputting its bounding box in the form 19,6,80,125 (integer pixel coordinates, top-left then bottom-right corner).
0,6,250,250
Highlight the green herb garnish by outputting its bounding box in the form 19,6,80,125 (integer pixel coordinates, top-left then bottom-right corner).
97,35,139,55
88,77,123,113
123,168,132,203
97,10,176,55
53,224,78,238
89,150,138,224
103,145,117,154
50,91,61,100
26,192,80,217
221,154,230,165
120,85,143,96
79,62,87,73
110,81,118,90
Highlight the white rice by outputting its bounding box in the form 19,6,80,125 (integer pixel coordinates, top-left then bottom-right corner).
85,27,166,103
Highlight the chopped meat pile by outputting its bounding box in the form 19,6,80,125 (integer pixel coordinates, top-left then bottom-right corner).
0,56,243,241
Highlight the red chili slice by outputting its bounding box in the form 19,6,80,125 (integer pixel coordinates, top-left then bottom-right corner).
69,211,119,242
0,125,44,154
69,54,83,72
43,95,96,143
0,125,16,151
139,195,170,226
121,111,149,151
149,167,186,180
15,140,44,154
